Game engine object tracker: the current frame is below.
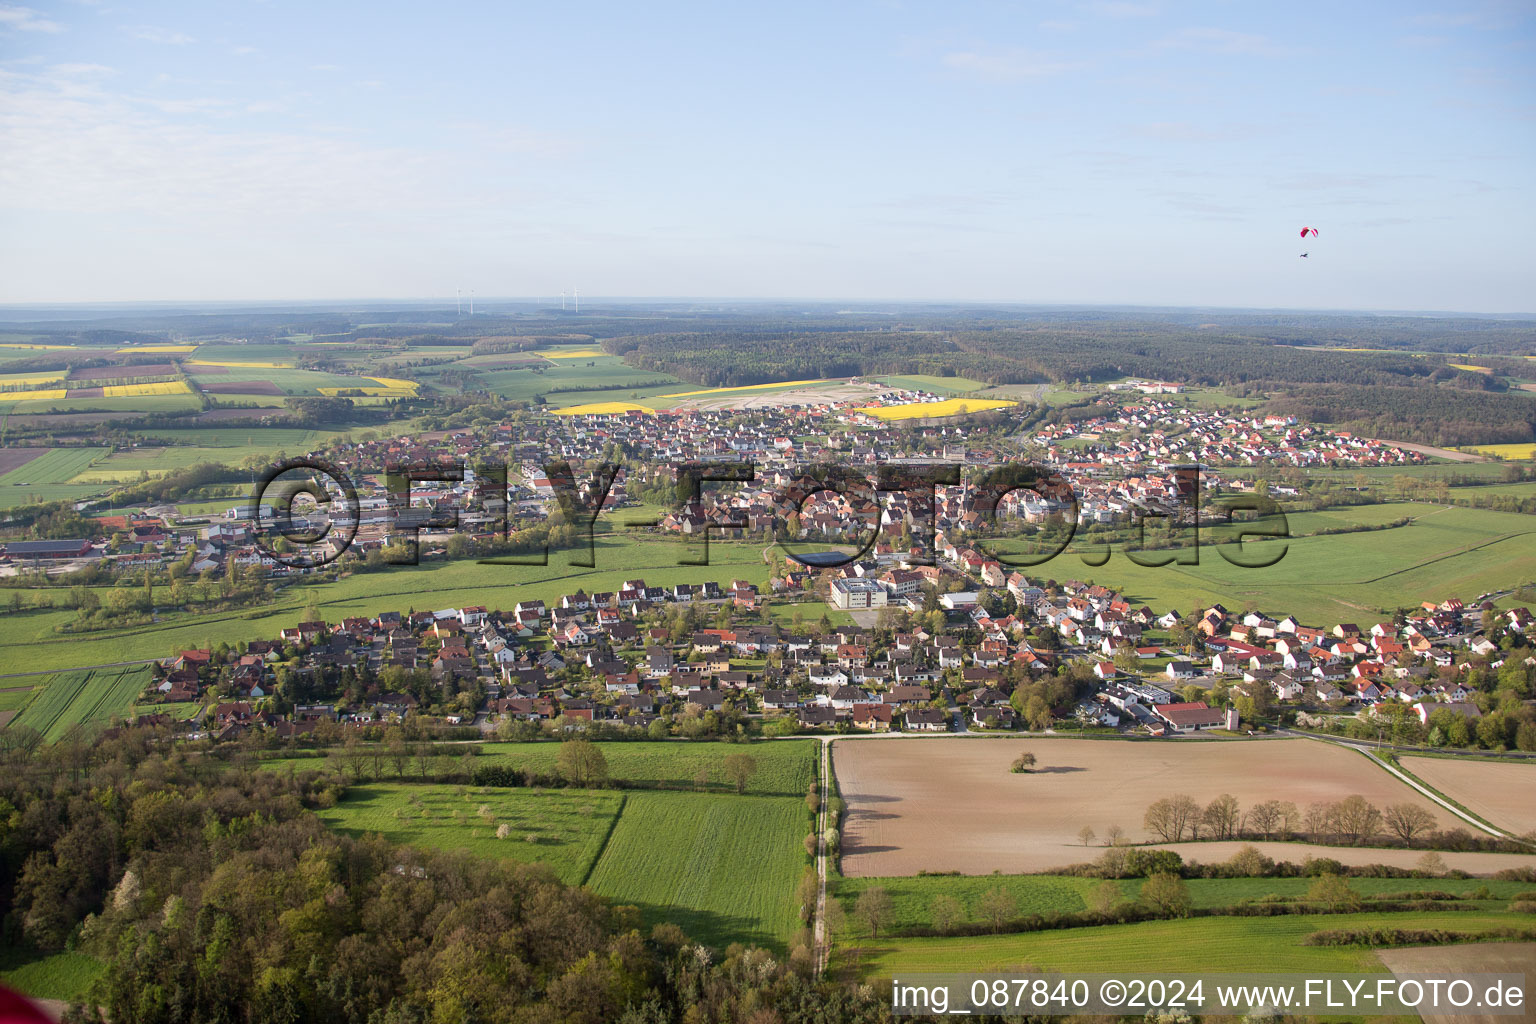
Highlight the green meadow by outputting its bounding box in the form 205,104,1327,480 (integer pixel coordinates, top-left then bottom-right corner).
832,874,1533,938
988,504,1536,623
850,910,1532,976
587,791,809,948
0,537,773,672
316,783,623,884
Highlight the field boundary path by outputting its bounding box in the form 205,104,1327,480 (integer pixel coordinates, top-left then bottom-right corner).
812,737,831,975
1284,731,1508,838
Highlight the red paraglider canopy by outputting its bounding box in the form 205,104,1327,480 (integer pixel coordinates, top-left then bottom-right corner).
1299,226,1319,238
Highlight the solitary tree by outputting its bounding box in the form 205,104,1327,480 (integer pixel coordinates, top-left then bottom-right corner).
929,894,963,932
1139,871,1191,917
978,887,1017,933
856,887,893,939
1078,825,1097,847
1010,751,1038,773
1306,873,1361,912
723,752,758,794
1088,879,1121,915
556,739,609,787
1383,802,1437,847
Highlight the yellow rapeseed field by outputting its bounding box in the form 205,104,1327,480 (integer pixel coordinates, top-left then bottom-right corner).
114,345,198,354
1449,363,1491,372
103,380,194,397
367,376,420,391
659,378,829,398
855,398,1015,419
0,388,68,401
550,401,656,415
0,343,73,350
1463,443,1536,460
542,348,608,359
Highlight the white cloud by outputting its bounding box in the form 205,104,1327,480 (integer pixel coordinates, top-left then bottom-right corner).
0,4,63,32
941,48,1087,81
1150,27,1293,57
0,65,579,226
125,25,195,45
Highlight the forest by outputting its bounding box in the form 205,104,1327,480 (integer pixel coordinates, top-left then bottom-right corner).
0,729,888,1024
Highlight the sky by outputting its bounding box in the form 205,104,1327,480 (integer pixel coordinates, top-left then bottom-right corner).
0,1,1532,312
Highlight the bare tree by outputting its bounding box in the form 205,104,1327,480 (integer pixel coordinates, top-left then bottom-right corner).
856,887,893,939
1088,880,1121,915
930,894,963,932
723,752,757,795
1144,794,1200,842
1202,794,1242,840
1247,799,1283,839
1332,795,1383,845
1383,803,1437,847
1078,825,1097,847
1104,824,1125,847
978,887,1017,933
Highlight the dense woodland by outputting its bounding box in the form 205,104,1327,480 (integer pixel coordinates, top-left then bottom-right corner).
0,732,889,1024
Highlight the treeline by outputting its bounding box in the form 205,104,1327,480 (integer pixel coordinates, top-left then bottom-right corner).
0,732,888,1024
1264,384,1536,446
1138,792,1534,852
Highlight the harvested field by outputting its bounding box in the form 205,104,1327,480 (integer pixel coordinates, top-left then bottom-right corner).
0,448,48,475
1378,944,1536,1024
64,387,103,398
1399,757,1536,835
833,737,1472,877
199,380,284,395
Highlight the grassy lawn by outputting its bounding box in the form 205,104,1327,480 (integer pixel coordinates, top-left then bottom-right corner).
476,739,817,797
316,783,624,885
872,374,991,395
587,791,809,949
849,910,1529,976
984,505,1536,624
0,947,106,1002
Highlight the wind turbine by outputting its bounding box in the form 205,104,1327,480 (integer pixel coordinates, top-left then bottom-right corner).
456,289,462,317
560,290,566,311
572,288,579,313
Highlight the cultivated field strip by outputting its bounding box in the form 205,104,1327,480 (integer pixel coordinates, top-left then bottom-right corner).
587,791,808,949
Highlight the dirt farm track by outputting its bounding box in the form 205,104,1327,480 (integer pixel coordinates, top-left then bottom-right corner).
833,737,1536,877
